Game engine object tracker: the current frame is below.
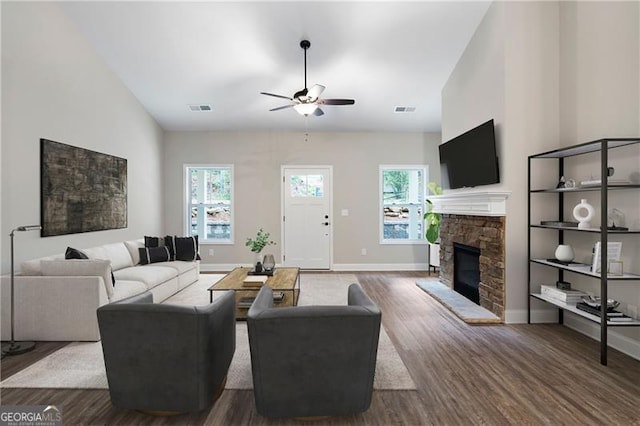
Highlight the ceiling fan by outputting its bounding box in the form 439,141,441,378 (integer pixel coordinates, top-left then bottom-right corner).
261,40,355,117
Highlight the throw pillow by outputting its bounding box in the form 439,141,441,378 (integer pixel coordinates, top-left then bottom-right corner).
144,236,165,248
65,246,115,286
65,246,89,259
139,246,171,265
165,235,201,261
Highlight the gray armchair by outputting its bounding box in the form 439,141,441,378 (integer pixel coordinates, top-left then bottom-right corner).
247,283,381,418
97,290,235,414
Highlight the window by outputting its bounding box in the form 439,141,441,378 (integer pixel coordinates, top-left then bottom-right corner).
290,174,324,197
185,165,233,243
380,165,428,244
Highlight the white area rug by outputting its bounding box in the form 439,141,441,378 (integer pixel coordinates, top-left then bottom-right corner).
1,273,416,390
416,279,500,324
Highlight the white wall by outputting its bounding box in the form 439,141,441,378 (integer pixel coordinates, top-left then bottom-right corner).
442,0,640,358
163,131,441,269
555,1,640,354
1,2,164,273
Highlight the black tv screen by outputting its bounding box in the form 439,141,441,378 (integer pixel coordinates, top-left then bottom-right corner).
439,119,500,189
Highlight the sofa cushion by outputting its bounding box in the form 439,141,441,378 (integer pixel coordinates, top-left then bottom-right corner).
113,265,178,289
40,259,114,299
110,280,149,303
20,254,63,276
139,247,171,265
124,239,144,265
66,246,116,286
82,246,109,261
162,260,198,275
102,243,135,271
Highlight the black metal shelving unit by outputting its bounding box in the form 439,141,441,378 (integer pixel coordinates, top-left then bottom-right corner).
527,138,640,365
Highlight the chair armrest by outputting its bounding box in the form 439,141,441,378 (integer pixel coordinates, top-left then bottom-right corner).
195,290,236,393
348,283,380,315
247,285,274,318
112,291,153,305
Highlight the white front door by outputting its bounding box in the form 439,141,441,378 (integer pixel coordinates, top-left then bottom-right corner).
282,166,332,269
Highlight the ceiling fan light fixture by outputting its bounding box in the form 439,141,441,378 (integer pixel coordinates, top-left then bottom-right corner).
294,103,318,116
261,39,354,116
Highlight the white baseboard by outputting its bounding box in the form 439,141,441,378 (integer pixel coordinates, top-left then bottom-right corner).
200,263,430,272
200,263,252,272
505,308,557,324
332,263,429,271
563,315,640,361
506,307,639,361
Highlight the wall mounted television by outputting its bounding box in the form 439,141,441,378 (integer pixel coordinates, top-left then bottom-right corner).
439,119,500,189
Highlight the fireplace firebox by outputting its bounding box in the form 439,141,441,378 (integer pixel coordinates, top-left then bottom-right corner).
453,242,480,304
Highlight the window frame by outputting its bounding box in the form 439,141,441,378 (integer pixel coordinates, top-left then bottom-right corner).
379,164,428,245
183,164,234,245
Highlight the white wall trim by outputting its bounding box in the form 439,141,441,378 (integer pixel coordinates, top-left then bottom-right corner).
200,263,253,272
332,263,429,271
564,316,640,361
428,191,511,216
201,263,429,272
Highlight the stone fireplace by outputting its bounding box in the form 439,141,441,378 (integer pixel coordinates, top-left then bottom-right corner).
428,191,509,321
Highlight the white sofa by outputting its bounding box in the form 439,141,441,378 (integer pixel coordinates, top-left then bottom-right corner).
0,239,199,342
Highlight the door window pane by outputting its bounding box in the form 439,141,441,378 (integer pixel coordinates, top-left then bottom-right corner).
290,174,324,197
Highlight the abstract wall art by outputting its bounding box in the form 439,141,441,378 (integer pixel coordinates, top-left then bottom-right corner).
40,139,127,237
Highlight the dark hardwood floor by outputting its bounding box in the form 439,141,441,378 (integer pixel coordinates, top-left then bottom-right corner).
1,272,639,425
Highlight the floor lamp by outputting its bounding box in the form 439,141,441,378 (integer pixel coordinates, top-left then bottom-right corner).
1,225,41,357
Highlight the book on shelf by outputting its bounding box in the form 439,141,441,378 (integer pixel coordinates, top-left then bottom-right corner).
272,291,285,302
238,296,256,309
608,316,634,322
540,285,587,303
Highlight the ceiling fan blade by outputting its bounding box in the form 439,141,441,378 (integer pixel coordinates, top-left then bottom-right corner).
269,104,296,112
261,92,293,101
307,84,325,101
313,107,324,117
319,98,355,106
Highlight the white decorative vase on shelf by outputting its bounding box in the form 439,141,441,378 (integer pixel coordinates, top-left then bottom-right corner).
555,244,575,262
573,198,595,229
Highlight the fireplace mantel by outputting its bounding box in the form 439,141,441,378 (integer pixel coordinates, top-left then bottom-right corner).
428,191,511,217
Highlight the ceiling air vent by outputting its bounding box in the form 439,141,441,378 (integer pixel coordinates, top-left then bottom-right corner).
394,106,416,113
188,104,212,112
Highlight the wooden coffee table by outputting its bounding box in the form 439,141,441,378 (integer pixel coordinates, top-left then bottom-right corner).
208,267,300,320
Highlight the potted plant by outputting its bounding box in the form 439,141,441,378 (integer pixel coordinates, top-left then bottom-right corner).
246,228,276,270
423,182,442,244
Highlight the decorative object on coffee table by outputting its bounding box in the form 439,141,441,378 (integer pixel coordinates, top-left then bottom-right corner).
245,228,275,271
1,225,41,358
262,254,276,272
573,198,595,229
